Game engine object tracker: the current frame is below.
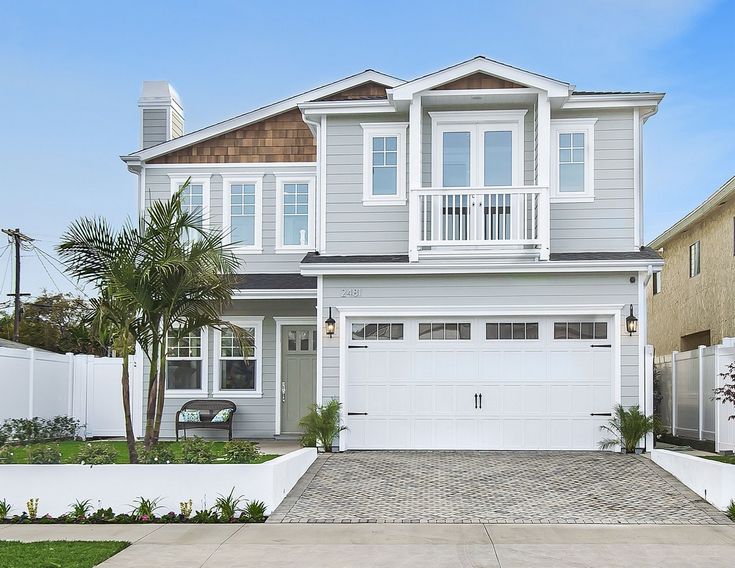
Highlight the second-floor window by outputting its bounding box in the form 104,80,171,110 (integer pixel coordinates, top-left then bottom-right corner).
690,241,701,278
223,176,262,252
169,175,210,242
276,176,315,251
361,123,407,204
652,271,662,295
550,119,596,201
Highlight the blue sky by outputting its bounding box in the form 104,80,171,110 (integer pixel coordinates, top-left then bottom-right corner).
1,0,733,298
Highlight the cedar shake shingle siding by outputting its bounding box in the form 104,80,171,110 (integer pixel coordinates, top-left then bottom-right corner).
149,108,315,164
317,81,388,101
433,72,523,90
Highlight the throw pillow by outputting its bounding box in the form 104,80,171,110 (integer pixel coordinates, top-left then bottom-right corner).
180,410,201,423
211,409,232,423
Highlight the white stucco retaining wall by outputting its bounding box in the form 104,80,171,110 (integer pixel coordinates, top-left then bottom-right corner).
652,449,735,510
0,448,316,517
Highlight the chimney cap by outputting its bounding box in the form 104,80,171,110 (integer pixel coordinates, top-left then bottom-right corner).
138,81,183,114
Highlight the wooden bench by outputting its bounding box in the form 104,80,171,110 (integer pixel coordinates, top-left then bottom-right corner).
175,399,237,441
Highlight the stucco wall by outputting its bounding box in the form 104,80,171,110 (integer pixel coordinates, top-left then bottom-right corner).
647,197,735,355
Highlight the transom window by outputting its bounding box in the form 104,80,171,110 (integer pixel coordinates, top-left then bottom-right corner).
166,328,204,390
361,123,407,204
486,322,539,340
689,241,701,278
219,327,257,391
554,322,608,340
351,323,404,341
419,322,471,341
550,119,596,201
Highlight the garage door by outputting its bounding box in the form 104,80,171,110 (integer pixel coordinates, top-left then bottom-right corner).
346,317,614,450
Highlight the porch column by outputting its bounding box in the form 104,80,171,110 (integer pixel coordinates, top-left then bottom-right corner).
408,94,422,262
536,91,551,261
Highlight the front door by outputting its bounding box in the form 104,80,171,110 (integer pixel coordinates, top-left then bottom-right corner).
281,325,317,434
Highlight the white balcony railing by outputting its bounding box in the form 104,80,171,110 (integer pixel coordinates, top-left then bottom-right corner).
410,186,550,255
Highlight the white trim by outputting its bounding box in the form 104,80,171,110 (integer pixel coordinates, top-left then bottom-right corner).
123,71,404,162
638,272,646,417
633,108,641,248
138,166,146,217
316,275,323,408
336,304,624,451
232,289,317,299
165,327,208,397
550,118,597,202
275,175,316,253
388,57,571,101
221,174,264,253
301,100,397,116
146,162,317,170
168,174,212,231
213,317,264,398
319,115,327,252
408,94,422,262
563,93,664,110
361,122,408,205
429,110,526,189
274,316,318,435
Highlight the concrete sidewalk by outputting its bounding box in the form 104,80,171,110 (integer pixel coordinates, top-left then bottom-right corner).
2,523,735,567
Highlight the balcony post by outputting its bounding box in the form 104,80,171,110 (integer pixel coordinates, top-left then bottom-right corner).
408,94,422,262
536,92,551,260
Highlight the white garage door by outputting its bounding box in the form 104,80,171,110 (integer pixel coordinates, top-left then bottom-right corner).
346,316,614,450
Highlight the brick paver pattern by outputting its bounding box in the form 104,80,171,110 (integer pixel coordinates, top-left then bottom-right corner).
275,451,730,524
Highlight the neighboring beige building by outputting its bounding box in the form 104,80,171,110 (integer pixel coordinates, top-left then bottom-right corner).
648,176,735,355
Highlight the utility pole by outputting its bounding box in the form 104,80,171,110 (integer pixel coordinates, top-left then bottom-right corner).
2,228,33,342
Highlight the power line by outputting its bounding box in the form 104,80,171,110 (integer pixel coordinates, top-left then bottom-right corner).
32,245,90,298
33,248,63,296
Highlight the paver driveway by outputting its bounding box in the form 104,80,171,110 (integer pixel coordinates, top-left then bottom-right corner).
270,451,730,524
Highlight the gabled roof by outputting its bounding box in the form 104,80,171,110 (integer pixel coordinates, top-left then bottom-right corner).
649,175,735,249
122,69,404,163
388,56,572,100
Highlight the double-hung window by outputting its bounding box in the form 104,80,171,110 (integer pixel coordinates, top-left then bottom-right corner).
689,241,701,278
169,175,210,241
550,119,597,201
166,328,207,392
215,318,262,397
222,175,262,252
361,123,407,204
276,176,315,251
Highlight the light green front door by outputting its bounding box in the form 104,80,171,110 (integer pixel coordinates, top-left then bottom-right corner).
281,325,317,434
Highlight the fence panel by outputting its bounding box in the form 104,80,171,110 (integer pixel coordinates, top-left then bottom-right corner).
674,350,700,438
0,347,32,421
655,354,673,431
701,347,717,441
716,346,735,453
31,350,72,419
85,357,127,437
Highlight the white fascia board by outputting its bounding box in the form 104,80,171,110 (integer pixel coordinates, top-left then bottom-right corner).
121,70,404,164
337,304,625,317
389,57,571,101
300,100,397,116
231,289,317,299
563,93,664,110
649,174,735,249
300,259,664,276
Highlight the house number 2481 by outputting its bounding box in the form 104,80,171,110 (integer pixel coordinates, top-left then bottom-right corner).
340,288,361,297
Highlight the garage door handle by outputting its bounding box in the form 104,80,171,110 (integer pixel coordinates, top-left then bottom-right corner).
590,412,612,416
478,393,482,409
474,393,478,409
590,344,612,348
347,412,368,416
348,345,368,349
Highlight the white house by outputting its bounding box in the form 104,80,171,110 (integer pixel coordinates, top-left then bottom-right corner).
121,57,664,451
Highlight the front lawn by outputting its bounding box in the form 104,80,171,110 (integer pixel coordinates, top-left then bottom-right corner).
704,455,735,465
4,441,278,464
0,541,128,568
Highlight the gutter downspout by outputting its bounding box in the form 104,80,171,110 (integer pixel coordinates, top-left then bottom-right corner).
302,114,324,252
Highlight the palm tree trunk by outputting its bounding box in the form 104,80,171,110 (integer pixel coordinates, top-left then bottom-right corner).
144,340,159,449
120,340,138,463
151,352,167,445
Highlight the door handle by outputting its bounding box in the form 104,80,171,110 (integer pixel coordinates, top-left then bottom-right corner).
347,412,368,416
590,412,612,416
281,381,286,403
348,345,368,349
474,393,478,409
479,393,482,409
590,344,612,348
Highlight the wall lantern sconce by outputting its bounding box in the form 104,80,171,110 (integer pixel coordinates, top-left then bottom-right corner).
325,307,336,338
626,304,638,336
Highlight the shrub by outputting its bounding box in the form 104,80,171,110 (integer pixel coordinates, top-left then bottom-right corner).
68,499,93,520
214,488,243,521
0,445,15,464
89,507,115,523
0,416,81,444
242,500,267,523
192,508,217,523
44,416,81,440
599,405,656,453
727,500,735,522
28,444,61,464
298,399,347,452
130,497,162,520
181,437,216,464
75,442,118,465
222,440,260,464
300,431,317,448
0,499,11,520
137,443,176,464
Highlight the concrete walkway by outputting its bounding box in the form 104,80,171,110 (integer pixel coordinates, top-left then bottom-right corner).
3,523,735,567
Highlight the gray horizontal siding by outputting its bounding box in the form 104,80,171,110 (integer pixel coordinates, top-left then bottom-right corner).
320,273,640,408
142,109,167,149
325,115,409,255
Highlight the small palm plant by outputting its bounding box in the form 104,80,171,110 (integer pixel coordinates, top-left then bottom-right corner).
599,405,656,453
298,399,347,453
214,488,243,521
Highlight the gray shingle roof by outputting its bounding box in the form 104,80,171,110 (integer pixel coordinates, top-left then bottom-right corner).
549,248,662,262
301,252,410,264
232,273,317,289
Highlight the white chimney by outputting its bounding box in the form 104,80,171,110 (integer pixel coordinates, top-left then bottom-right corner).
138,81,184,149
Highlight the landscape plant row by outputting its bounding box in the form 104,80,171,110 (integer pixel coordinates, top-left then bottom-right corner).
0,490,267,524
0,416,81,445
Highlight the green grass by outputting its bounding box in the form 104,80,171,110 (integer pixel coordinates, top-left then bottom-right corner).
3,441,278,465
704,455,735,465
0,541,128,568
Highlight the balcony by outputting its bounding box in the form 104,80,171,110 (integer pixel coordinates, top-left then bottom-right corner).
410,186,550,259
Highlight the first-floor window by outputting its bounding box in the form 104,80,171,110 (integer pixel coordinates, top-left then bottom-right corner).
219,327,257,391
166,329,204,390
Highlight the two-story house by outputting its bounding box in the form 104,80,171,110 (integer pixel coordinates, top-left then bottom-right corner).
647,175,735,355
122,57,664,451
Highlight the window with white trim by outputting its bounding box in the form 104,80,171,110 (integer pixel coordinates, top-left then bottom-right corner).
215,319,263,396
223,176,262,251
553,322,607,340
166,328,205,391
652,272,662,295
361,123,407,204
418,322,471,340
351,322,404,341
486,322,539,340
689,241,701,278
550,119,596,201
276,177,315,251
169,176,210,241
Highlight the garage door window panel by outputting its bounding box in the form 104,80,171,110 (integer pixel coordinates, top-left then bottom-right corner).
486,322,539,340
554,321,608,340
352,322,404,341
419,322,471,340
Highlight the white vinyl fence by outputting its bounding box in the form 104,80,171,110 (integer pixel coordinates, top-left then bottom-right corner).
656,339,735,453
0,346,140,438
